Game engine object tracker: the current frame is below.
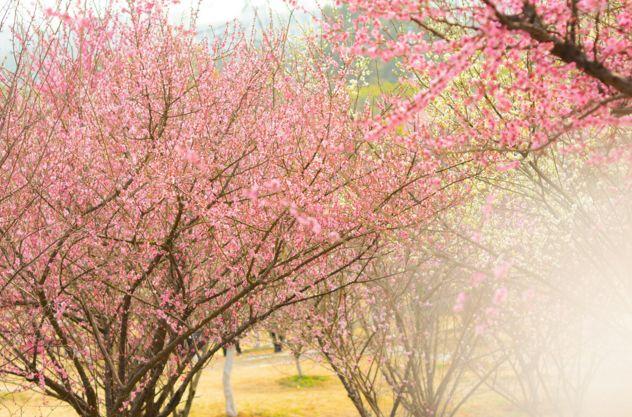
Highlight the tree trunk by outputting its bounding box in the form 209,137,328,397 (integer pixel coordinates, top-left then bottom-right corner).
317,341,373,417
294,354,303,378
176,365,203,417
223,345,237,417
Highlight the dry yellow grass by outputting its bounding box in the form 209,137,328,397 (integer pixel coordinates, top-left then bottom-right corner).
0,349,519,417
186,349,358,417
0,350,357,417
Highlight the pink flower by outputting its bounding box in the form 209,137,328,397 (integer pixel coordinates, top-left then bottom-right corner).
492,287,508,305
482,194,495,218
453,292,467,313
497,160,520,172
309,218,322,235
493,261,512,279
470,271,486,287
175,144,200,166
577,0,606,12
245,184,260,201
267,179,281,192
184,149,200,165
617,12,632,28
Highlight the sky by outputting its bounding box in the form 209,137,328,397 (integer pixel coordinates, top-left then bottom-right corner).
168,0,312,27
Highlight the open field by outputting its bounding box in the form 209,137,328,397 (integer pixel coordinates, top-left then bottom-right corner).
0,348,520,417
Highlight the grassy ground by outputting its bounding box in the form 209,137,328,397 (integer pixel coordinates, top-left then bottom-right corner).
0,349,520,417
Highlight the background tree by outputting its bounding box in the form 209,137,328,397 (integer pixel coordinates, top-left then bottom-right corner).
327,0,631,149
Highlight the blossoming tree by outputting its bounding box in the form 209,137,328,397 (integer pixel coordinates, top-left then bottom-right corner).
0,1,468,416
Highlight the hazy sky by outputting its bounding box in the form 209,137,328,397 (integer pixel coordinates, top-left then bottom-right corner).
169,0,309,26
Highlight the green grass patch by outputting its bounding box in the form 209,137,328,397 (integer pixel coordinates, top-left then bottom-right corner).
277,375,330,389
241,346,275,355
211,413,288,417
